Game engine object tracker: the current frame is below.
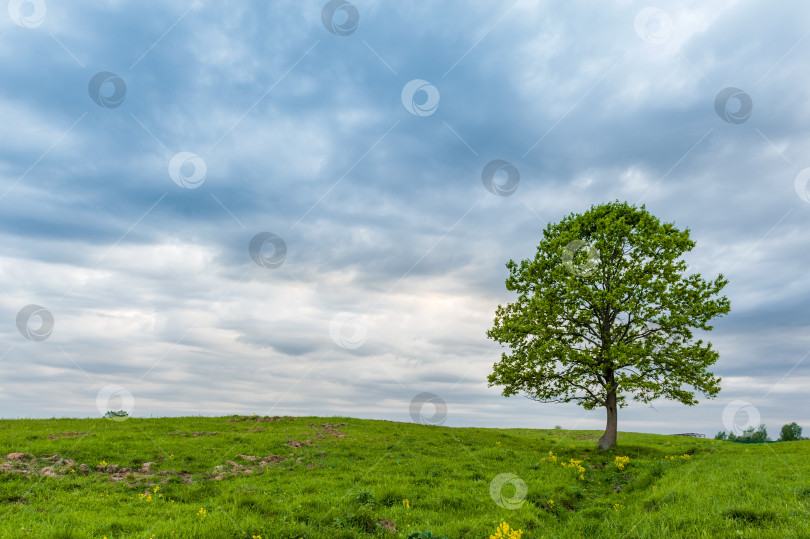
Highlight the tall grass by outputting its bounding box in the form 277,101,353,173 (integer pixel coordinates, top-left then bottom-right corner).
0,416,808,537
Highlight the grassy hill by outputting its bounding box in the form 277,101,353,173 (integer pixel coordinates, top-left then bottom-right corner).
1,415,808,538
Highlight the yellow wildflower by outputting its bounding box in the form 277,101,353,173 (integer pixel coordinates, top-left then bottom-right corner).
490,521,522,539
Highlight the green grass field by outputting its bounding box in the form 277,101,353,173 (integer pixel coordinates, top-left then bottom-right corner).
1,415,808,538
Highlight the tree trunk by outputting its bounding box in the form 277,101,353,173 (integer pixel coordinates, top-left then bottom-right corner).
598,388,618,450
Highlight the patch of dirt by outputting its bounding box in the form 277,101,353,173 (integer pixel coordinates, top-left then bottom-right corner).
46,432,90,440
1,420,346,484
0,452,232,485
208,459,255,481
41,454,75,465
286,439,313,448
307,422,347,439
200,452,333,481
258,422,348,460
1,453,75,477
222,415,294,423
202,453,302,481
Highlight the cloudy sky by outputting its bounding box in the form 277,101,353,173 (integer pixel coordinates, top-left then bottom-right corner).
1,0,809,438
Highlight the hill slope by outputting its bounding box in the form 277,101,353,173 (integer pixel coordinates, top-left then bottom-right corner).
0,416,808,538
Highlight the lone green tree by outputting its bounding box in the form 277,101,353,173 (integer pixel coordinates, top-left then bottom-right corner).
778,422,803,442
487,201,730,450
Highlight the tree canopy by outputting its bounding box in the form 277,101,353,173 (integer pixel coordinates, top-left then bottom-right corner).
778,422,803,442
487,201,730,449
715,424,769,442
